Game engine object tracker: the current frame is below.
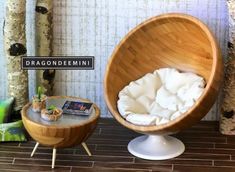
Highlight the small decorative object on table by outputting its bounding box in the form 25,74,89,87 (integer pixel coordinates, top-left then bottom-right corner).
41,105,62,121
62,101,93,116
32,86,47,112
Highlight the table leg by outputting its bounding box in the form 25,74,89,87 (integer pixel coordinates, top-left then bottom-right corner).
52,148,56,169
82,142,92,156
31,142,39,157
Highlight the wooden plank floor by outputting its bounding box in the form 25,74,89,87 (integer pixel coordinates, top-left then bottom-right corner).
1,118,235,172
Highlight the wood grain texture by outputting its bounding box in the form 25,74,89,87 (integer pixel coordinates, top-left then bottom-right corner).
21,96,100,148
1,119,235,171
104,13,223,135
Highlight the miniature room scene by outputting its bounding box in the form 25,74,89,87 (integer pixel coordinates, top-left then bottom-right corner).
0,0,235,171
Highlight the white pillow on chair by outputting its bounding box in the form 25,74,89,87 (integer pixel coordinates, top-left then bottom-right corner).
117,95,148,118
117,68,205,126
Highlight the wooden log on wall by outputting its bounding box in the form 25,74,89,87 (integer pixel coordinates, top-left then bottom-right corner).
227,0,235,58
220,0,235,135
36,0,55,96
4,0,28,112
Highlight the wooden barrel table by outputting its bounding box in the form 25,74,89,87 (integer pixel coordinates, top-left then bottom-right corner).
22,96,100,168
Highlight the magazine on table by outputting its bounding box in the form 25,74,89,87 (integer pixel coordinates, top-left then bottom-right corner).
62,101,93,116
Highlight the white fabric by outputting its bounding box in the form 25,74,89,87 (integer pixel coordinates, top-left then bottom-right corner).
117,68,205,126
117,95,147,118
170,111,182,120
149,102,174,119
177,81,205,102
126,114,158,126
157,118,170,125
124,73,162,99
155,68,205,94
155,86,183,111
136,96,154,111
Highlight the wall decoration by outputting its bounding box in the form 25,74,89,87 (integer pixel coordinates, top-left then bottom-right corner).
220,0,235,135
35,0,55,96
3,0,28,112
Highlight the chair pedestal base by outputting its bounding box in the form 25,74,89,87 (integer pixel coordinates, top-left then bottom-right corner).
128,135,185,160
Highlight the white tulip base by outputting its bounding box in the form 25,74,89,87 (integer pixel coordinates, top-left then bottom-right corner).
128,135,185,160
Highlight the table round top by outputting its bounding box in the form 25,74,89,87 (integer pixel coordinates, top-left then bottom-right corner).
22,96,100,128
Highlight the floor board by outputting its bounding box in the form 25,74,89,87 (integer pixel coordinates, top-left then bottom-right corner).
0,119,235,171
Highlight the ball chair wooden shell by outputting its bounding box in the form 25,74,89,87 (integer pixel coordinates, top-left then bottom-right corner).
104,13,223,136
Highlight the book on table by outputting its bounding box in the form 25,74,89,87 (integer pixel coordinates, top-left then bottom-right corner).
62,101,93,116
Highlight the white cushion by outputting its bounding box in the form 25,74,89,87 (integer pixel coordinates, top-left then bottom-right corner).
157,118,170,125
117,68,205,126
125,73,162,99
155,86,183,111
117,95,147,118
126,114,158,126
170,111,182,120
149,102,175,119
177,81,205,102
155,68,205,94
136,96,153,111
178,99,195,113
154,68,178,85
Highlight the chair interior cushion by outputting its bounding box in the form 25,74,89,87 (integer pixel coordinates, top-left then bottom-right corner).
117,68,206,126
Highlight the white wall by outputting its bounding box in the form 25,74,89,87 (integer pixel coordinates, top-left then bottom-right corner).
0,0,229,120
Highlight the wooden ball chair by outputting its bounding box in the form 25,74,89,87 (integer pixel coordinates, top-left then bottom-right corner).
104,13,223,160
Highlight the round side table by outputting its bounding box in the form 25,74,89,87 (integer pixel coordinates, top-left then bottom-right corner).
21,96,100,168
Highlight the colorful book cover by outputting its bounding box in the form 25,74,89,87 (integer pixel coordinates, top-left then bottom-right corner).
62,101,93,116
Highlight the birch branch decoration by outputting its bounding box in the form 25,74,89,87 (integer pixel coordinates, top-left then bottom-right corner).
220,0,235,135
4,0,28,112
36,0,55,96
228,0,235,59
